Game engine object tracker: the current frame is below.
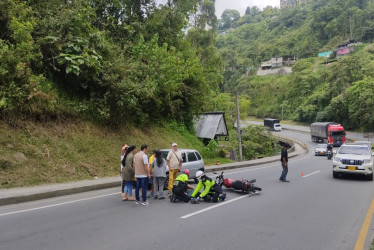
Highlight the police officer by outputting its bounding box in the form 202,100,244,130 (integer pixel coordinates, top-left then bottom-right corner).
171,170,194,203
190,170,226,204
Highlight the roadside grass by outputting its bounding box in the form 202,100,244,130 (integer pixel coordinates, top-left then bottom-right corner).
204,157,234,166
0,120,229,189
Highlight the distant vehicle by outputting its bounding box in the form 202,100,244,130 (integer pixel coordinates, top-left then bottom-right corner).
310,122,346,146
327,150,333,160
274,123,282,132
264,118,281,131
332,144,373,180
314,144,328,156
352,141,372,150
160,149,205,188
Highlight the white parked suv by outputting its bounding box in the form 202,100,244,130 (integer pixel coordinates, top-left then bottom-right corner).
332,144,373,180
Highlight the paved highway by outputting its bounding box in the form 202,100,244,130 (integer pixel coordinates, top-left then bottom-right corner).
0,130,373,250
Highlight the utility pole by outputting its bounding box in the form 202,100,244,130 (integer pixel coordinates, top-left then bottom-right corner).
281,101,284,121
236,93,243,161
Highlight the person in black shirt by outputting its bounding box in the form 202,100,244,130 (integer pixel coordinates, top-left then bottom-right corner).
279,144,289,182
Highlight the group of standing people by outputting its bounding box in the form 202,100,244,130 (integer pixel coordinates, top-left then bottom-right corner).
120,141,210,205
120,143,181,205
120,142,290,206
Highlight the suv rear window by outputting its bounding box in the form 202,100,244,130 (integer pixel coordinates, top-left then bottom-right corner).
187,151,198,162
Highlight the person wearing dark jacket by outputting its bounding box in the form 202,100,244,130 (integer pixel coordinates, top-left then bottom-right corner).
279,144,289,182
170,170,194,203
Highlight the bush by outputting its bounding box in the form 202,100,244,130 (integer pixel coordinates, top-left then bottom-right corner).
202,140,220,158
240,125,279,160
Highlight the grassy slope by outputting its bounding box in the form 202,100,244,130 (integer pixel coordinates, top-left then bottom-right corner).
0,120,224,189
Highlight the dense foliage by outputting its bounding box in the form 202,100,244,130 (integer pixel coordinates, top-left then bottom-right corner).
236,43,374,131
241,125,280,160
217,0,374,131
0,0,224,127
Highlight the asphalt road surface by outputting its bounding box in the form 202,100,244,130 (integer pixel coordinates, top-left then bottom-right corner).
0,130,373,250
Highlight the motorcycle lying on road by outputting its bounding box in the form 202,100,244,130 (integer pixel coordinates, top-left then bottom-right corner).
214,171,262,194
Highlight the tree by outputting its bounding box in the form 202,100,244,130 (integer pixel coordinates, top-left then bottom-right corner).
221,9,240,29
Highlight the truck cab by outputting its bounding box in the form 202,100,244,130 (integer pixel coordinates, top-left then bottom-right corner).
327,124,346,146
264,118,281,131
274,123,282,132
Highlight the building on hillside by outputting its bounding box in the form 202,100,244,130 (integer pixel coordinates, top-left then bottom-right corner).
336,41,362,58
194,112,228,145
280,0,304,8
257,56,296,76
282,55,297,66
260,60,272,70
318,51,333,58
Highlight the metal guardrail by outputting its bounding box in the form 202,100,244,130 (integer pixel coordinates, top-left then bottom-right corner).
272,133,308,154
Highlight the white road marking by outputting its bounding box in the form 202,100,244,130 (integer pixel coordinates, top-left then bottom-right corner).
302,171,320,178
0,192,119,217
180,194,254,219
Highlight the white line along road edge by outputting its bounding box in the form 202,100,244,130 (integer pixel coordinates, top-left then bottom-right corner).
0,192,119,217
181,193,258,219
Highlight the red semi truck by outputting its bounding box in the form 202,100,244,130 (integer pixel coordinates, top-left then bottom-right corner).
310,122,346,146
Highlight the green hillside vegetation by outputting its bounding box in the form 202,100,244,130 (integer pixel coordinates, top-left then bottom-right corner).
0,0,223,126
0,0,281,188
0,120,281,188
0,120,206,188
217,0,374,131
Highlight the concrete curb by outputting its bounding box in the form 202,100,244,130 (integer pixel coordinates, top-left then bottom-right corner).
204,154,299,173
0,137,307,207
0,182,121,206
205,138,306,173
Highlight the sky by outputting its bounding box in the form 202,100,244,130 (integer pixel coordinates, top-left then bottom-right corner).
215,0,279,17
156,0,280,18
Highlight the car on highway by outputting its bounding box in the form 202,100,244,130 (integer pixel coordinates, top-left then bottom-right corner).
332,144,374,180
160,149,205,188
314,144,328,156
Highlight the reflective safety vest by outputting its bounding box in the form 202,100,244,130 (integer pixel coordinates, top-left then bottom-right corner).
191,177,214,198
173,173,188,186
